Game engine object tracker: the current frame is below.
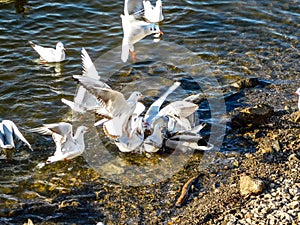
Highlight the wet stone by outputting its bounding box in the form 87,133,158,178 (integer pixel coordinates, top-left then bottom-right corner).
231,104,274,128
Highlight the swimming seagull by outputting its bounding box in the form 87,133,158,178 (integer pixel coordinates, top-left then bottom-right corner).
30,122,88,165
29,41,66,63
121,0,163,62
73,75,143,138
143,0,164,23
294,88,300,110
0,120,32,150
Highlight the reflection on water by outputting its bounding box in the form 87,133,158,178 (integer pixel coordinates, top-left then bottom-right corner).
1,0,300,223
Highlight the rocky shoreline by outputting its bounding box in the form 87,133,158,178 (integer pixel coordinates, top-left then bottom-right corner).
171,81,300,224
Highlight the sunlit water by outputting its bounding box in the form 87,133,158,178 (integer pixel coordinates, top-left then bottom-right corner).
1,0,300,224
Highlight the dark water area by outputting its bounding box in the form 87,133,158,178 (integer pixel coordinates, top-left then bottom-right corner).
1,0,300,224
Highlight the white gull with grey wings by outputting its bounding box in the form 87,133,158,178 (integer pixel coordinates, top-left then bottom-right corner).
30,122,88,165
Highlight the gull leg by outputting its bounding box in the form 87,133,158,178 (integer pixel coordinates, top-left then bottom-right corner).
129,50,137,62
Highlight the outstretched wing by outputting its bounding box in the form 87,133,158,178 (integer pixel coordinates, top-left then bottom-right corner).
2,120,32,150
124,0,144,17
81,48,100,79
73,75,130,116
144,82,181,126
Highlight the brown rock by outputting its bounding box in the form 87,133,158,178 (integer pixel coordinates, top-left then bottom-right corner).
231,104,274,128
239,175,265,197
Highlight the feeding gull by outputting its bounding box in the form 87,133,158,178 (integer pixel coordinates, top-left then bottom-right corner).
73,75,144,138
29,41,65,63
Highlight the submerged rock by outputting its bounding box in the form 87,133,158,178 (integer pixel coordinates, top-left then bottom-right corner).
240,175,265,197
231,77,260,90
231,104,274,128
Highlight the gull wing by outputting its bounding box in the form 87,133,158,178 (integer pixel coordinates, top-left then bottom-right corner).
124,0,144,16
73,75,130,116
29,41,55,62
157,101,199,118
81,48,99,79
144,82,180,125
2,120,32,150
30,122,73,152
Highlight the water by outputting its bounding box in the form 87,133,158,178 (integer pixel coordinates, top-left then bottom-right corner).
1,0,300,224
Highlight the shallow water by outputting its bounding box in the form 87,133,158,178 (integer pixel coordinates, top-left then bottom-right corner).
1,0,300,224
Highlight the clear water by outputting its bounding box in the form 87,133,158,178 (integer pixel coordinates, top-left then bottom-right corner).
1,0,300,224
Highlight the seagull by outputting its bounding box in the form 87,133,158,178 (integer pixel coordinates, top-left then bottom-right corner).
0,120,32,150
144,81,181,129
143,0,164,23
114,101,146,152
121,0,163,62
29,41,65,63
30,122,88,164
73,75,143,138
294,88,300,110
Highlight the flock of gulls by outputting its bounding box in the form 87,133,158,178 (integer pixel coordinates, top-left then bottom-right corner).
0,0,216,168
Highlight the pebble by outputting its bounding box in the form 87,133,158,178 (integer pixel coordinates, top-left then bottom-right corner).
217,177,300,224
239,175,265,197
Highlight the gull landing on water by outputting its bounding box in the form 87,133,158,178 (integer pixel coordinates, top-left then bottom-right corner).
29,41,66,63
0,120,32,150
30,122,88,167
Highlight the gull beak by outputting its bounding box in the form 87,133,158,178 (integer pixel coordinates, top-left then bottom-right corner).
293,92,298,95
159,30,164,35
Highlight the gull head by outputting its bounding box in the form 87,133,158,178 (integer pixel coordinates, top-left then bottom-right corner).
78,126,88,134
129,91,144,102
148,24,163,36
56,42,65,51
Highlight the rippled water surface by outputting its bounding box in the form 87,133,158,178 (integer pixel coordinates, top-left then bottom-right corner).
1,0,300,224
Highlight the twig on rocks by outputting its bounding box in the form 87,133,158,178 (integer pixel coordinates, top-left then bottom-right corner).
175,175,199,207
